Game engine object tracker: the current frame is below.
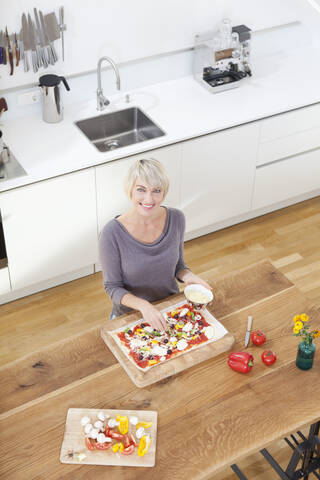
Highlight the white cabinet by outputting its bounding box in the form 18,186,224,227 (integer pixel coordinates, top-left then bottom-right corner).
0,267,11,295
252,149,320,209
180,123,260,233
96,144,182,234
0,169,98,291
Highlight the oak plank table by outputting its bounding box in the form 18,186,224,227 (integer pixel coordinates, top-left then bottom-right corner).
0,260,319,480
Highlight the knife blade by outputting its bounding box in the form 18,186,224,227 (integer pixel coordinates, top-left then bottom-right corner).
27,13,38,72
34,8,48,68
44,13,59,62
0,31,5,65
21,14,30,72
59,6,65,61
244,315,253,348
5,27,13,75
39,10,55,65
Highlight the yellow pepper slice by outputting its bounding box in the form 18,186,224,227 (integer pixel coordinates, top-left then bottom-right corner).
112,442,121,453
136,421,152,429
116,415,128,434
148,359,158,366
119,443,124,452
137,435,151,457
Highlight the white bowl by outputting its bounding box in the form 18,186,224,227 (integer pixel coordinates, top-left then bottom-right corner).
184,284,213,310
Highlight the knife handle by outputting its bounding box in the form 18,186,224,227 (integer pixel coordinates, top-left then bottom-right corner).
41,47,48,68
8,50,13,75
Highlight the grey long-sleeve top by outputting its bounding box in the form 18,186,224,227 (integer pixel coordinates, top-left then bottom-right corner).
98,207,189,317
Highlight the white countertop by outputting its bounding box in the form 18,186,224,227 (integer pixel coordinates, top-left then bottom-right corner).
2,42,320,193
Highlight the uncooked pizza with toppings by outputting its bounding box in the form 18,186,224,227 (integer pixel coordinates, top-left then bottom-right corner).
112,303,215,371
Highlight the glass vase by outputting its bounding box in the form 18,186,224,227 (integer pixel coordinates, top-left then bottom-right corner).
296,341,315,370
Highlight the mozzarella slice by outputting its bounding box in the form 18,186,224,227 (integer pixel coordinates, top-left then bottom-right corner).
179,308,189,317
129,416,138,425
136,427,145,439
182,322,193,332
84,423,93,434
88,428,99,439
80,416,91,426
94,420,104,430
97,433,107,443
176,339,188,351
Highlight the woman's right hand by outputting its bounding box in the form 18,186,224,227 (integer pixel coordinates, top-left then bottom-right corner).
139,301,167,332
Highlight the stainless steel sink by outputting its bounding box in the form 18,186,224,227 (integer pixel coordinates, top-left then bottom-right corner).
75,107,165,152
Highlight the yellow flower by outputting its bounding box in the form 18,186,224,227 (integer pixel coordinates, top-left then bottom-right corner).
293,315,301,323
294,321,303,331
312,329,320,338
293,325,300,334
300,314,309,322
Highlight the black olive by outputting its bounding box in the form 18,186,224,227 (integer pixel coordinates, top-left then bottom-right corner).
198,320,203,325
142,336,147,340
196,331,201,335
148,354,153,360
141,323,146,328
167,349,172,354
163,338,169,343
139,354,144,360
128,329,133,334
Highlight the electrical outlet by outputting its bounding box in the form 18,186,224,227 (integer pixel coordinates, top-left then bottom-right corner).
17,91,41,106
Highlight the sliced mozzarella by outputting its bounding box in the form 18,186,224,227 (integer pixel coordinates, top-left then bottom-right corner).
129,416,138,425
88,428,99,439
179,308,189,317
160,356,166,362
176,339,188,351
97,411,109,421
80,416,91,426
108,418,118,428
195,314,202,321
84,423,93,434
105,436,112,443
204,326,214,339
182,322,193,332
136,427,145,439
97,433,107,443
144,326,153,333
94,420,104,430
169,336,177,343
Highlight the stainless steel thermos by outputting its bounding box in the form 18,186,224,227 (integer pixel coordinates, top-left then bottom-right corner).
39,74,70,123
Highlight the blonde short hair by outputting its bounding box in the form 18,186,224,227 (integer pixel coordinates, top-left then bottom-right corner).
124,158,170,199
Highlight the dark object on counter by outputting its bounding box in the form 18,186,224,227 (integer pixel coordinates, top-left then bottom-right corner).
203,66,247,88
232,25,251,42
228,351,254,373
39,74,70,123
0,98,8,114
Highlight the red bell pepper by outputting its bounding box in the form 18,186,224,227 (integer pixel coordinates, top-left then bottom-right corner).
228,351,254,373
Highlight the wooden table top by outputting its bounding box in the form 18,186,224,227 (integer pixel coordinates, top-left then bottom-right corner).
1,260,319,480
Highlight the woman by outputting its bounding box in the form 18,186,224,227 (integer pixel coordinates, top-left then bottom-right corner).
99,158,211,331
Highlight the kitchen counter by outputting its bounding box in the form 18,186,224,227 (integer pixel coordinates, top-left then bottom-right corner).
0,260,319,479
2,39,320,194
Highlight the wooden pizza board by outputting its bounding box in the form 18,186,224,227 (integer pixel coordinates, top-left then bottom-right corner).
101,298,235,387
60,408,157,467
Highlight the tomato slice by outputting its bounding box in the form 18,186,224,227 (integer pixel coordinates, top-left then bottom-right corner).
85,437,95,451
95,441,111,450
109,430,124,440
121,444,135,455
129,434,137,447
123,434,130,448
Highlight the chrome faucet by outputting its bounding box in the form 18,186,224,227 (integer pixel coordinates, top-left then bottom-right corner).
96,56,121,111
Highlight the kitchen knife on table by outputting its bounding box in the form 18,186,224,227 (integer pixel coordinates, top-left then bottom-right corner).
21,14,30,72
39,10,55,65
5,27,13,75
244,315,253,348
27,13,39,72
34,8,48,68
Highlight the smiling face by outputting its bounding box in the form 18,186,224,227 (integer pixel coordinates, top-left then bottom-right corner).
131,177,165,216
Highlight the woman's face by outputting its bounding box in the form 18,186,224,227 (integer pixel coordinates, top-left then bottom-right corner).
131,177,165,216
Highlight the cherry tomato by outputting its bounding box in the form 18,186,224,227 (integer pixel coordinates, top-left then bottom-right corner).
121,444,135,455
251,330,266,346
95,441,111,450
109,430,124,440
262,350,276,366
85,437,95,451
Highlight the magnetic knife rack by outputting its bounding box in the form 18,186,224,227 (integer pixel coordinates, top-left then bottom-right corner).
0,5,66,75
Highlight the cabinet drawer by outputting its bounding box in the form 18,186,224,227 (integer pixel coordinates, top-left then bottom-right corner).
252,149,320,210
0,267,11,295
257,126,320,166
260,103,320,143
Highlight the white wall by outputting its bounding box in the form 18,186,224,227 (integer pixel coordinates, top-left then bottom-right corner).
2,0,320,91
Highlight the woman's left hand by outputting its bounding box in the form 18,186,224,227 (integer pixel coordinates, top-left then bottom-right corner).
179,270,212,291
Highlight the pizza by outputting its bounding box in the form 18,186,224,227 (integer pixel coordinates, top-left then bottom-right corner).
113,303,215,370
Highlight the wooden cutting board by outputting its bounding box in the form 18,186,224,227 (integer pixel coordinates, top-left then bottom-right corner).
60,408,157,467
101,299,235,387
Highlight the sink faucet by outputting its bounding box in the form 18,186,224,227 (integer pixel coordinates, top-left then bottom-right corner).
96,56,121,111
